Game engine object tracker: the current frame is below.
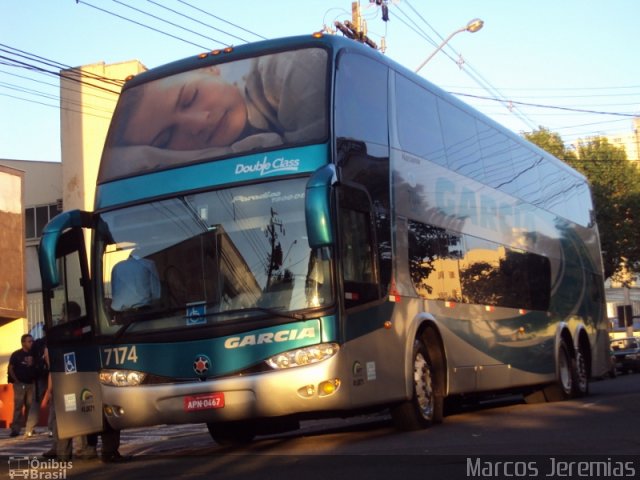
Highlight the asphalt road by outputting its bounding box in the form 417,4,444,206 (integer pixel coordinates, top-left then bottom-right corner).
1,373,639,479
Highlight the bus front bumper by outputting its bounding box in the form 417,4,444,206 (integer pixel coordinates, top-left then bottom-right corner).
101,355,349,430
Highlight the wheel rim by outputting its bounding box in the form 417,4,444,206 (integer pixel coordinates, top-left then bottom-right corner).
575,351,588,392
414,351,434,420
559,347,572,394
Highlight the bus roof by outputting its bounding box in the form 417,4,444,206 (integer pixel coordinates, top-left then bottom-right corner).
119,33,586,182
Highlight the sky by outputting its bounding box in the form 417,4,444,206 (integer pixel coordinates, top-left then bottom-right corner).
1,0,639,163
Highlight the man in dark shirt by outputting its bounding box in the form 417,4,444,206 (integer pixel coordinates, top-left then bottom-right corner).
8,334,37,437
24,332,49,437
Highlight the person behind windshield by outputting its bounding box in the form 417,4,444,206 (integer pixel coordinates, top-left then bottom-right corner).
111,252,161,311
59,301,81,323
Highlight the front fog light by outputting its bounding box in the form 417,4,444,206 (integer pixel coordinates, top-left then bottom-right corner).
297,385,315,397
318,378,341,396
266,343,339,369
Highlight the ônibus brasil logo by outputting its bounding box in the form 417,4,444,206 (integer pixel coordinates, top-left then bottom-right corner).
235,156,300,177
8,456,72,479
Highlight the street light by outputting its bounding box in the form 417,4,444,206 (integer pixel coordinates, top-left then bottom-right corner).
415,18,484,73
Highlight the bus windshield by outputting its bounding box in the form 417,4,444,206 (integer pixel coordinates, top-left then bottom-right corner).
96,177,333,335
98,47,328,182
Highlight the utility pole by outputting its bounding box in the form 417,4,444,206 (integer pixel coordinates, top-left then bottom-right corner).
334,1,380,50
265,207,284,289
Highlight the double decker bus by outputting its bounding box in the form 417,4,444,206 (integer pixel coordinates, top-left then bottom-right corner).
39,33,609,443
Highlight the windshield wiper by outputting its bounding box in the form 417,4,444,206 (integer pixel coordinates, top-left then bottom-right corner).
113,304,305,338
235,307,306,321
191,306,305,323
113,308,169,339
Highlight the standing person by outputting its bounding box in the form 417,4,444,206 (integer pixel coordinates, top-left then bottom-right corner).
24,331,49,437
99,423,130,463
40,338,128,462
40,344,93,461
7,334,37,437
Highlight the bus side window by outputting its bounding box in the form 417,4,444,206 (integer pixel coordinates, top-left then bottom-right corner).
339,186,380,309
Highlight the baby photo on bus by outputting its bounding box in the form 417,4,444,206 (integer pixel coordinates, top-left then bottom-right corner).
99,48,328,181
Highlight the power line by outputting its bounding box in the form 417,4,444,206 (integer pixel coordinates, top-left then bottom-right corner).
445,84,640,92
0,92,112,120
146,0,251,44
75,0,210,50
397,0,538,131
392,3,440,51
111,0,229,47
175,0,267,41
0,68,119,105
401,0,446,48
0,43,124,87
0,79,115,115
0,54,121,96
451,91,639,117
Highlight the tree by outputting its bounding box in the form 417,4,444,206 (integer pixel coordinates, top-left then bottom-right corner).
523,127,577,164
573,137,640,280
524,128,640,279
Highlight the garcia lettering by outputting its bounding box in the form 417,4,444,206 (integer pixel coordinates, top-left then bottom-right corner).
224,327,316,349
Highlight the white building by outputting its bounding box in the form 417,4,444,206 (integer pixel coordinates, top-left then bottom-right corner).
0,60,145,397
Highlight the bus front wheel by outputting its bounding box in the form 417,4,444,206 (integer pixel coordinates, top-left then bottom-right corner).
391,338,443,431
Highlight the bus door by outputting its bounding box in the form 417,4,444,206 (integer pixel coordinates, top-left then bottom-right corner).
40,211,103,438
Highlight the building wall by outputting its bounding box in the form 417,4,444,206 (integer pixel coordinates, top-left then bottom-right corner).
60,61,146,214
603,117,640,163
0,60,146,389
0,160,61,207
60,61,146,278
0,160,62,335
0,166,26,385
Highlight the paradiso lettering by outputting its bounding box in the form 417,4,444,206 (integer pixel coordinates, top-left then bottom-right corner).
235,156,300,177
224,327,316,349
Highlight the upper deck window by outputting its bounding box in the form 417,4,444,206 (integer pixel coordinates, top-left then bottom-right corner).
99,48,328,183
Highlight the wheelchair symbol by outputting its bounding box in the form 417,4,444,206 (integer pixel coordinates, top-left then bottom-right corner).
64,352,77,374
186,303,206,325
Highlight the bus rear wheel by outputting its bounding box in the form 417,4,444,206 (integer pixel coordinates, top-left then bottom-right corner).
391,339,443,431
542,338,574,401
572,345,589,397
207,421,256,446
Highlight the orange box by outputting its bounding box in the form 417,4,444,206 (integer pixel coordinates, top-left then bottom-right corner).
0,383,50,429
0,383,13,429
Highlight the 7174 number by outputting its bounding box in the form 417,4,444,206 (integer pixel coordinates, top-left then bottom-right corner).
103,346,138,365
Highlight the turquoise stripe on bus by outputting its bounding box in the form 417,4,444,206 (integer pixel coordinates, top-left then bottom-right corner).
95,144,329,209
98,318,330,378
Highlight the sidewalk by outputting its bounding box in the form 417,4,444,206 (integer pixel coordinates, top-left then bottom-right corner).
0,423,209,458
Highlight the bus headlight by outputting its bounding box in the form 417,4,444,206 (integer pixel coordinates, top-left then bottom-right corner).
99,369,146,387
265,343,339,369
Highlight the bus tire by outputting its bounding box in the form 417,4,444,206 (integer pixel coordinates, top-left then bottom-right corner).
543,338,574,401
391,338,443,431
207,421,256,446
572,344,589,397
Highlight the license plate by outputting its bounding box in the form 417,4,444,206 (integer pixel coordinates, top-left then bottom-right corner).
184,392,225,411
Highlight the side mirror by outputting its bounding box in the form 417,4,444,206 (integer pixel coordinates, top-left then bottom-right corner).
39,210,93,289
305,164,337,248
